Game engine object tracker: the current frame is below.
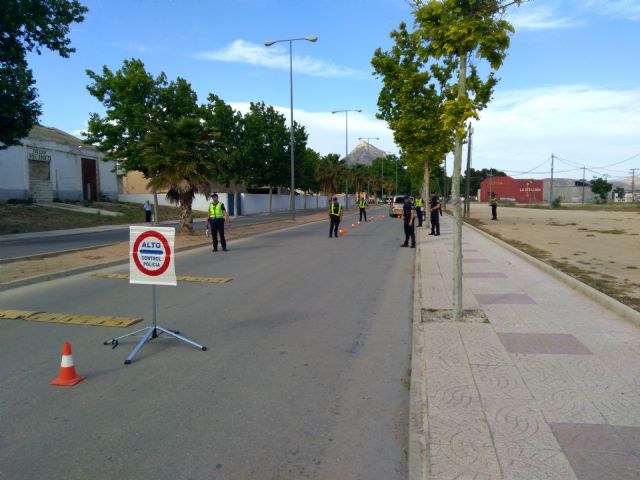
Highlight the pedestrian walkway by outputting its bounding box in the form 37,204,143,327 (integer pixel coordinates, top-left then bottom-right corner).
412,214,640,480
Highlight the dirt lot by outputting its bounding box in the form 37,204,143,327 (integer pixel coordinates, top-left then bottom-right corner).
465,203,640,311
0,212,328,286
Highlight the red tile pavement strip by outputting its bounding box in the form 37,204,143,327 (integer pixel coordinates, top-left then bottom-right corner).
464,272,508,278
475,293,536,304
497,333,593,355
551,423,640,480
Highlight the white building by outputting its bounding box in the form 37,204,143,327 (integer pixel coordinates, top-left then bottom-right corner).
0,125,118,202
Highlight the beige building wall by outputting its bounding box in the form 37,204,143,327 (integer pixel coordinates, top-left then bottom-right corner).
119,170,247,195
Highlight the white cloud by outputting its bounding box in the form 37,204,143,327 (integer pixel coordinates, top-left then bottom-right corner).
581,0,640,21
508,4,580,30
472,85,640,179
230,102,397,157
195,39,360,78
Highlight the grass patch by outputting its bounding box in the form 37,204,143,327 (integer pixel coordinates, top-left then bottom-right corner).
0,201,206,235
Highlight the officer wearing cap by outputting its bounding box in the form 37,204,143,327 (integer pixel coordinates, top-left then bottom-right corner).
401,195,416,248
328,196,343,238
358,196,367,222
429,192,441,236
415,194,424,227
208,193,230,252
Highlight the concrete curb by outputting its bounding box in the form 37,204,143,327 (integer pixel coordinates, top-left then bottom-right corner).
409,228,428,480
464,221,640,328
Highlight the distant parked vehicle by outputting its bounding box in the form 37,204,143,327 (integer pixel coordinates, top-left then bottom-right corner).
389,195,406,217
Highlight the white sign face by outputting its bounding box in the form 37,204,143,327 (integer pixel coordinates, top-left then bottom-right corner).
129,226,177,286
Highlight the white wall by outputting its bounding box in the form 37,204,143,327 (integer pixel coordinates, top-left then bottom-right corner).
0,145,29,200
240,193,331,214
118,193,226,212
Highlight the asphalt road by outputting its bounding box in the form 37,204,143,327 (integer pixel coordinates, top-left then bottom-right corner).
0,209,326,260
0,210,413,480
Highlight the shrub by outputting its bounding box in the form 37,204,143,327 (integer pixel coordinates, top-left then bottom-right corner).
7,198,33,204
552,196,562,208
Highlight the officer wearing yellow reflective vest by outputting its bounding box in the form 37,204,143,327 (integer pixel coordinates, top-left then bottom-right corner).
328,196,343,238
208,193,231,252
358,196,367,222
414,194,424,227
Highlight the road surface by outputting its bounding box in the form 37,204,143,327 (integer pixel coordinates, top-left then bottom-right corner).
0,210,413,479
0,209,326,260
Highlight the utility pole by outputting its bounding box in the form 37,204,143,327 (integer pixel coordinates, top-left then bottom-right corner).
631,168,637,202
464,124,473,217
488,170,493,203
549,154,555,208
582,166,586,205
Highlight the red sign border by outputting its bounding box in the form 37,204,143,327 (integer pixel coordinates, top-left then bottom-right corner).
132,230,172,277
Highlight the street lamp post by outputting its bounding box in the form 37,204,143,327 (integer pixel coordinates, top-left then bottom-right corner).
358,137,379,201
332,108,361,209
265,36,318,220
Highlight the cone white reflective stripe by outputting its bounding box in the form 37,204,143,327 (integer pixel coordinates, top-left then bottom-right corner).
60,354,74,368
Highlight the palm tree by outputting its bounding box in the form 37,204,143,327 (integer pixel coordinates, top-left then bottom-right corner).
315,153,345,199
142,117,219,234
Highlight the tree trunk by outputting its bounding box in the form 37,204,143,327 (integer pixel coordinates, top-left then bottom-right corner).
179,197,194,235
152,191,159,225
304,191,307,210
268,185,273,214
452,52,467,321
423,159,430,229
234,187,239,217
316,194,319,209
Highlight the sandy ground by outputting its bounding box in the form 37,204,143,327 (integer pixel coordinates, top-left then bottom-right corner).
464,203,640,310
0,212,329,285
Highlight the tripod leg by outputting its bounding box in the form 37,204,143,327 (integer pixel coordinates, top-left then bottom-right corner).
156,327,207,351
124,327,154,364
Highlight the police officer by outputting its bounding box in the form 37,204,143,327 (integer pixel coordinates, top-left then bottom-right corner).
490,192,498,220
328,196,343,238
401,195,416,248
429,192,441,236
414,194,424,227
358,196,367,222
208,193,230,252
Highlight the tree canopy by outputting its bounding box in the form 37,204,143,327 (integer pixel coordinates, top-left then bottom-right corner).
0,0,87,148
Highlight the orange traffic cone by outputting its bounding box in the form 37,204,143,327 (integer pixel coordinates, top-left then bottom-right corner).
51,342,85,387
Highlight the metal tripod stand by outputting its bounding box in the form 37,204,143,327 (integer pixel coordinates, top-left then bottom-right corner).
104,285,207,364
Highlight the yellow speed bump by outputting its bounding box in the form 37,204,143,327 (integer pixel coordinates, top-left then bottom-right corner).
92,273,232,284
0,309,142,328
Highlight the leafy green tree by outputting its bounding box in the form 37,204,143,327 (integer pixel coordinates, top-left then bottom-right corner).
298,147,321,207
461,167,507,196
315,153,345,199
372,22,453,200
412,0,522,320
85,59,171,174
590,177,613,201
613,187,625,200
240,102,289,213
0,0,87,147
141,117,219,234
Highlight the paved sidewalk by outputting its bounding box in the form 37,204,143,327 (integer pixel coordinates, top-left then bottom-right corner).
412,214,640,479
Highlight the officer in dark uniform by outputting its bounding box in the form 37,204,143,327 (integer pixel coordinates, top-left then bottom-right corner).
414,194,424,227
208,193,230,252
429,192,441,236
490,192,498,220
401,195,416,248
328,196,343,238
358,196,367,222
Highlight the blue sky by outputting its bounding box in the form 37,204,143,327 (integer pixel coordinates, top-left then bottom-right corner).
28,0,640,182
